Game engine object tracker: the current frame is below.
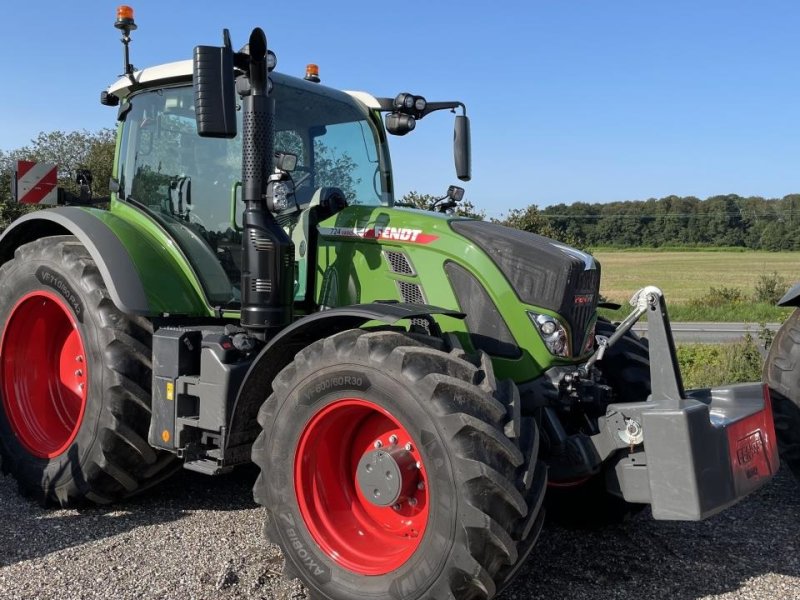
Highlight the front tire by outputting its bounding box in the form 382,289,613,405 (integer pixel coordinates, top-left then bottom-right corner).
0,236,176,505
252,329,546,600
763,308,800,480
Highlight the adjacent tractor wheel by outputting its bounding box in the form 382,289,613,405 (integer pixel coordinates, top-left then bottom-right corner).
252,329,547,600
763,308,800,480
0,236,176,505
546,319,650,529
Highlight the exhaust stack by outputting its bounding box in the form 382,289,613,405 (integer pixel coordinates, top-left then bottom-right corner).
237,29,294,337
193,28,294,338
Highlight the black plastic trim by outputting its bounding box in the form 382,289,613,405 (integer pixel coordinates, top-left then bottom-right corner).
778,283,800,307
445,261,521,359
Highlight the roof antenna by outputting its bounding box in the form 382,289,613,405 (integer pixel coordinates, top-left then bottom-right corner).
114,5,138,84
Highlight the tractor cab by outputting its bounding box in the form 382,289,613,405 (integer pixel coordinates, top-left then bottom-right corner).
110,65,390,309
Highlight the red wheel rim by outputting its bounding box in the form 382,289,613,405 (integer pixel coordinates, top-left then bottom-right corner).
1,290,88,458
294,398,430,575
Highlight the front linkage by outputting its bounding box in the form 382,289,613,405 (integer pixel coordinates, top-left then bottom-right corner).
582,286,779,520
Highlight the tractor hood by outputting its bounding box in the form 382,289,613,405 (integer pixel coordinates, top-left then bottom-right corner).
450,220,601,353
316,205,600,366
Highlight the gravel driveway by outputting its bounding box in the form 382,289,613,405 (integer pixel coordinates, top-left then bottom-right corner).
1,465,798,600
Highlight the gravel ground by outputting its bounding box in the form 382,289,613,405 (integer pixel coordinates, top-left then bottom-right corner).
1,465,798,600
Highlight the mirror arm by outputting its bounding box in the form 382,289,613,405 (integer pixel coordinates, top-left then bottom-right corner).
374,98,466,119
420,101,464,118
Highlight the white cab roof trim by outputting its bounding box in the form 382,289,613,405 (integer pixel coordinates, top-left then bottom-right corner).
108,61,384,112
107,60,193,98
345,91,381,110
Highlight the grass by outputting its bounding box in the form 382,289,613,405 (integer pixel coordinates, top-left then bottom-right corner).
594,250,800,320
590,245,752,253
677,338,764,389
595,251,779,387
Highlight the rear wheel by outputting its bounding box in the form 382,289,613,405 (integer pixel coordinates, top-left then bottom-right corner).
0,236,176,505
546,319,649,528
252,329,546,600
763,308,800,480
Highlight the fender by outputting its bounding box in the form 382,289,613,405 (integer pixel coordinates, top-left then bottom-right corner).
0,207,210,316
225,303,465,449
778,283,800,307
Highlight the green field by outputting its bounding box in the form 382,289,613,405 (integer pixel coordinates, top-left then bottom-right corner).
594,250,800,305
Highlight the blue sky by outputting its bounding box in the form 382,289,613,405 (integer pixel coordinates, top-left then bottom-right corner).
1,1,798,217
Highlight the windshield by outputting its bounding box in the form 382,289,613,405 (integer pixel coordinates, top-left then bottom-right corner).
116,77,391,307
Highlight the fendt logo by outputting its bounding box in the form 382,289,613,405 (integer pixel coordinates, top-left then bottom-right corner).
318,225,438,245
371,224,439,243
736,431,765,468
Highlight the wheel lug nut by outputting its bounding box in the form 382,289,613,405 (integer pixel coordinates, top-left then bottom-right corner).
405,442,413,452
392,503,401,511
417,481,425,490
374,440,383,449
389,435,398,445
408,498,418,507
416,461,422,469
75,369,83,377
76,355,83,363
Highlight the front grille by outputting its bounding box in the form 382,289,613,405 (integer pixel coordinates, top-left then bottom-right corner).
564,269,600,353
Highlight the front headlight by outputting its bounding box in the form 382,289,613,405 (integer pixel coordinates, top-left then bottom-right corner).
529,312,570,357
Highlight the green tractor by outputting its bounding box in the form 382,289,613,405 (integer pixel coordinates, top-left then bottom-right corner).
0,9,780,600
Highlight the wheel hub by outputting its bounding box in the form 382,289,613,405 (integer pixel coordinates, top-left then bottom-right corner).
356,448,419,507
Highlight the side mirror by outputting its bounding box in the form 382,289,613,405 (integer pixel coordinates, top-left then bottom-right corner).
193,30,236,138
454,115,471,182
275,152,297,172
447,185,464,203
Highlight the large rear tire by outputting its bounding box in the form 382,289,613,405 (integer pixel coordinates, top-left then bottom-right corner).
763,308,800,480
252,329,546,600
546,319,649,528
0,236,176,506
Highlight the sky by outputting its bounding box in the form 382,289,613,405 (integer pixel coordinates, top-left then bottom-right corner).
0,1,798,218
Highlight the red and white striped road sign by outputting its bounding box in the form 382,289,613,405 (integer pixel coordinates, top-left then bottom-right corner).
13,160,58,205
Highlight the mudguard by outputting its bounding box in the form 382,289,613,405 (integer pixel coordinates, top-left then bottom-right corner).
0,207,209,316
225,303,465,449
778,282,800,307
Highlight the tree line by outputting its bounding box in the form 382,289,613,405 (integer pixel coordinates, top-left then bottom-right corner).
521,194,800,251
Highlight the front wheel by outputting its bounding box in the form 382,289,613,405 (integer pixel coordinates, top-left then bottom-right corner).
252,329,546,600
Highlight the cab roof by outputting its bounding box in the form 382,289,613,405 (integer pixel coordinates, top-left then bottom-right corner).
106,59,382,109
